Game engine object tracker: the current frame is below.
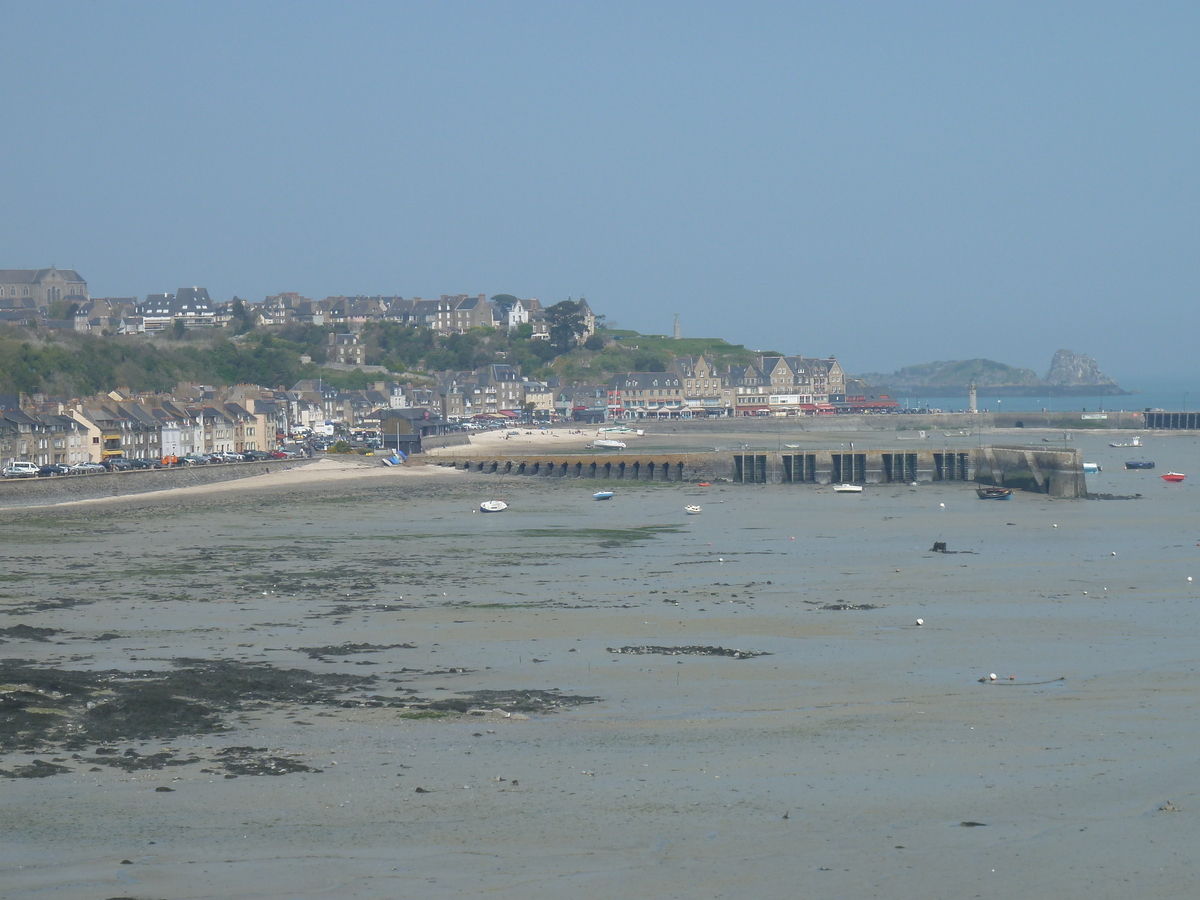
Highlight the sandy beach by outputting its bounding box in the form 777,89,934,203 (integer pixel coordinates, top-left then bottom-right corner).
2,427,1199,899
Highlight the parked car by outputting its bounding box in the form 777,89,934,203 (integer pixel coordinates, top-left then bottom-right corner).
38,464,72,477
180,454,208,466
243,450,272,461
69,461,107,474
103,458,134,471
3,461,41,478
128,457,162,469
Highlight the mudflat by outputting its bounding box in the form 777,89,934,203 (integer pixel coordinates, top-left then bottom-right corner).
2,430,1198,899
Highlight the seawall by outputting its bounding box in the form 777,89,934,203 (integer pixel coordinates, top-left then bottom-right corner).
431,445,1086,497
0,458,321,509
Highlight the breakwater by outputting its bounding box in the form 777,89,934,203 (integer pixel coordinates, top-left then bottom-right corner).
433,444,1086,497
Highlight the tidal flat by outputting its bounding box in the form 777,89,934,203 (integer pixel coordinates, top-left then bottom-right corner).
2,432,1199,899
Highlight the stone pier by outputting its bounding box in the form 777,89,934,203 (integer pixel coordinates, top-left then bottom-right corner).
432,445,1086,497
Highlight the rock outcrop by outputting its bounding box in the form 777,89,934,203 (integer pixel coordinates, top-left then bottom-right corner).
1043,350,1118,387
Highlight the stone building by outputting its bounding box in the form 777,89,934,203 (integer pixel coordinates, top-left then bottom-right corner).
0,267,88,309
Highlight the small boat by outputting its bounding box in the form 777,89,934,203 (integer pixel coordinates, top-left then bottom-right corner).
591,439,627,450
784,443,801,449
1110,436,1142,448
593,491,614,500
684,505,703,515
1083,462,1101,474
697,482,711,487
1125,460,1156,469
1161,472,1186,483
833,483,863,493
976,486,1013,500
479,500,508,513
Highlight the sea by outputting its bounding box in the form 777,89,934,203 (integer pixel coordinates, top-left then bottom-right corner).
900,379,1199,414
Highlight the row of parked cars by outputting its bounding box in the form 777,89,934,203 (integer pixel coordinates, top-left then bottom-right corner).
3,449,301,478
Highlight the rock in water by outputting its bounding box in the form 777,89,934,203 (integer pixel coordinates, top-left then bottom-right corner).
1043,350,1118,387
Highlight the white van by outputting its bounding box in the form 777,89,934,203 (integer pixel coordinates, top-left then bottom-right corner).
2,461,40,478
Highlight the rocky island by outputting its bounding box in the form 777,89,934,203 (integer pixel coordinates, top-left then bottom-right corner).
856,349,1128,397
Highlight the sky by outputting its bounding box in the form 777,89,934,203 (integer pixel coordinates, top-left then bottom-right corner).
2,1,1197,385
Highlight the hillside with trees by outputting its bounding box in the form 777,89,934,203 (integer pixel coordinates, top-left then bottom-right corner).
0,316,766,398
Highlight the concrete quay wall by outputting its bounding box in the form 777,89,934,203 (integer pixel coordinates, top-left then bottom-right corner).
432,444,1086,497
0,458,320,509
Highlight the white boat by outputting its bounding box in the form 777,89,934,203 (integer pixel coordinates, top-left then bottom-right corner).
479,500,508,513
784,443,801,449
684,505,703,515
593,491,614,500
1083,462,1101,474
833,484,863,493
1110,436,1142,448
591,439,627,450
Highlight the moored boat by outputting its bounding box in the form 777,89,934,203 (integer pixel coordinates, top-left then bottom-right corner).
590,439,627,450
1083,462,1101,474
593,490,614,500
479,499,508,513
1161,472,1186,483
1125,460,1156,469
1110,435,1142,448
976,486,1013,500
684,505,703,515
833,483,863,493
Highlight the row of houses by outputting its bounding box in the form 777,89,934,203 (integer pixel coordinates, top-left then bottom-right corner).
606,355,895,418
5,280,597,344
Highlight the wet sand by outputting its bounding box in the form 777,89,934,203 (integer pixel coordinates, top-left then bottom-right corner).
2,430,1199,899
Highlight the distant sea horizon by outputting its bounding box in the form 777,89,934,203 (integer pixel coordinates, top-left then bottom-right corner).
892,379,1198,414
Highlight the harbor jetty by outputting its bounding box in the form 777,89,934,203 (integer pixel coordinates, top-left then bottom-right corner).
432,444,1086,497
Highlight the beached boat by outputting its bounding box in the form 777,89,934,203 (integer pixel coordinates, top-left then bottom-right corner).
684,505,703,515
593,491,614,500
833,484,863,493
1083,462,1101,474
591,439,627,450
784,443,801,449
976,486,1013,500
1125,460,1156,469
1161,472,1186,483
479,499,508,513
1110,435,1142,448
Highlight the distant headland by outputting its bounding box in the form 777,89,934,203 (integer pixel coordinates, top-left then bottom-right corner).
855,350,1131,398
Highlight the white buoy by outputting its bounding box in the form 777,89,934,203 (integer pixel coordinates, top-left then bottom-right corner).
1189,577,1194,583
989,673,997,681
939,502,945,508
1111,551,1116,556
916,618,924,626
1053,524,1058,528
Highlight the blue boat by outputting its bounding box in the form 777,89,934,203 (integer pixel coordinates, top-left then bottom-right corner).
1125,460,1155,470
593,491,614,501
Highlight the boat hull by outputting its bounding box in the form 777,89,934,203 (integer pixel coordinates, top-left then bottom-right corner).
833,484,863,493
480,500,508,513
1161,473,1186,483
1125,461,1156,469
684,505,703,515
976,487,1013,500
593,491,614,500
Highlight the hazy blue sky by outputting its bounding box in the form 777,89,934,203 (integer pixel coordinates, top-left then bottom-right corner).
3,2,1197,383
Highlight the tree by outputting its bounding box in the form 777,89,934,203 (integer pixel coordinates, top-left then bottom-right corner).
230,298,253,334
491,294,521,322
171,318,187,339
545,300,585,353
583,334,605,351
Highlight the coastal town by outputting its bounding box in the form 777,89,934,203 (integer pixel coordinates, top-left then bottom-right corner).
1,267,899,472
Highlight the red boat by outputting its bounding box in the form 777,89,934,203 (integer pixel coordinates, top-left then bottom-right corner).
1161,472,1186,483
